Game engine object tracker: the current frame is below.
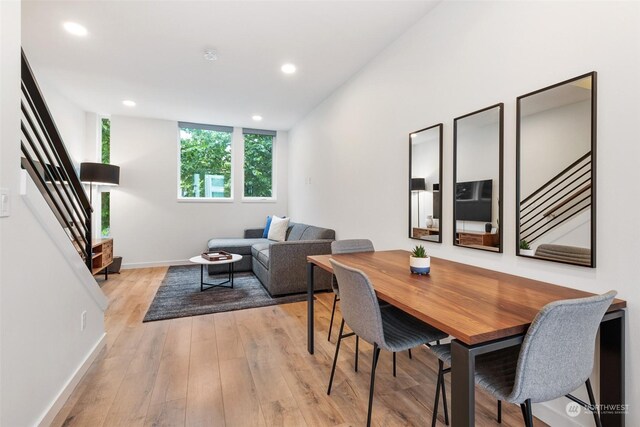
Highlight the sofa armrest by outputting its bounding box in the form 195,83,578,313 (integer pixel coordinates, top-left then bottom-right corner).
268,240,333,274
244,228,265,238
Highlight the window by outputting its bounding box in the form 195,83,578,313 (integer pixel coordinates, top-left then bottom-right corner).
101,118,110,237
178,122,233,199
243,128,275,199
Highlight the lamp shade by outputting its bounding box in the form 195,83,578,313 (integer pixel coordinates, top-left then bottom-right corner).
80,162,120,186
411,178,426,191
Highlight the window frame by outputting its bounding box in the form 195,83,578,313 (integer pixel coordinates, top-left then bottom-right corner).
241,128,277,203
176,121,235,203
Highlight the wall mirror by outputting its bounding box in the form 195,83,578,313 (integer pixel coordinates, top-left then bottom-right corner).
453,104,503,252
517,72,596,267
409,123,443,243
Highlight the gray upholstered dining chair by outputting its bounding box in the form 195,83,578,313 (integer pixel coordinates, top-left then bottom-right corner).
328,259,448,427
328,239,375,341
430,290,617,427
329,239,413,374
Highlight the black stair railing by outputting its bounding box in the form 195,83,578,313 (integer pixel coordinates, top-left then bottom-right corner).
520,152,591,243
20,49,93,269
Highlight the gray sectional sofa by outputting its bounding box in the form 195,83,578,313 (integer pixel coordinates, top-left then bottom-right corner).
206,222,335,296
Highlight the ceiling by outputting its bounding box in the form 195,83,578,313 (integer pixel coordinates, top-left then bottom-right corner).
22,0,439,130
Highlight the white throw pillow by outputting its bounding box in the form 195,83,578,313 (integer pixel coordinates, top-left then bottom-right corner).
268,216,290,242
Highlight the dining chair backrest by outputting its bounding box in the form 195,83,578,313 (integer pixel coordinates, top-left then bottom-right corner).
330,239,374,293
510,290,616,403
330,259,385,346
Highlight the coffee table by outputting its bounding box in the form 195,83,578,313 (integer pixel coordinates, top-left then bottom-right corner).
189,254,243,292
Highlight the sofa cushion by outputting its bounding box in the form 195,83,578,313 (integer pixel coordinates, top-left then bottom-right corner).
207,238,269,255
250,242,271,269
300,225,335,240
286,223,335,241
286,223,308,241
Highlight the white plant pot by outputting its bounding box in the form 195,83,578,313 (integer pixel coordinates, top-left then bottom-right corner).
520,249,535,257
410,256,431,275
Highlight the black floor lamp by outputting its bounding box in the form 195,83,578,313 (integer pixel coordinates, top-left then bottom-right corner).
411,178,426,228
80,162,120,204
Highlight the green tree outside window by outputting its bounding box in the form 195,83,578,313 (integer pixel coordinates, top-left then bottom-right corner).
101,118,110,237
179,127,232,198
244,134,273,198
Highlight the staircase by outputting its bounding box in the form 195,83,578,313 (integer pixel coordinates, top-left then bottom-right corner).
19,49,93,269
519,152,591,243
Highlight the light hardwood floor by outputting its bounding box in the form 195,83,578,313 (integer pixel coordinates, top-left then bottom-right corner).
52,267,547,427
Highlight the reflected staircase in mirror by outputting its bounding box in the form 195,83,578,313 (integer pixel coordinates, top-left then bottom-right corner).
520,151,591,243
20,49,93,270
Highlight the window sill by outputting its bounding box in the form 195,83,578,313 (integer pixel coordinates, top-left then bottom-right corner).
177,198,234,203
242,198,277,203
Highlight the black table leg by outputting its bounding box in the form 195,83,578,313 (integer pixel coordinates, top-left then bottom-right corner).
600,310,626,426
307,262,314,354
200,263,234,291
451,339,475,427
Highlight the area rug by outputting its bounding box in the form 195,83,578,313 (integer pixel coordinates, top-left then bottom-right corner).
143,265,307,322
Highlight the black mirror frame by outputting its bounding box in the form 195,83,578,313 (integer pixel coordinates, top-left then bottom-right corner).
515,71,597,268
408,123,443,243
452,103,504,253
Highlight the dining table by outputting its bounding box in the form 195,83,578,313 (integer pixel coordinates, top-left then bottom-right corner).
306,250,627,427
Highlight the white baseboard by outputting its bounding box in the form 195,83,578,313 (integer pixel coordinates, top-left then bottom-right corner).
37,333,107,427
534,401,585,427
122,259,191,269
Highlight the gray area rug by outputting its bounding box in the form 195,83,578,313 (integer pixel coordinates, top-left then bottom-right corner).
143,265,307,322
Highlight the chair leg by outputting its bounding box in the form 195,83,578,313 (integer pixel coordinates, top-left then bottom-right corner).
520,399,533,427
328,294,338,341
440,362,449,426
585,379,603,427
366,344,381,427
393,352,397,377
327,319,345,395
355,335,359,372
432,361,443,427
408,348,412,359
497,400,502,423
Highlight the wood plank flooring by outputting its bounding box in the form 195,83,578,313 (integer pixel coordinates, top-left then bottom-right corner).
51,267,547,427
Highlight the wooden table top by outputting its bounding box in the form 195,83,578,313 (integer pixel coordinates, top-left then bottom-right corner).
308,250,626,345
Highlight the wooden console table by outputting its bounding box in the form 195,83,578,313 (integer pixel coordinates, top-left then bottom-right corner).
456,230,498,247
306,250,627,426
91,238,113,279
412,227,440,238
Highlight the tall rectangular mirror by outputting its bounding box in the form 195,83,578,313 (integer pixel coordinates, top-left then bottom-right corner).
453,104,503,252
409,123,442,242
517,72,596,267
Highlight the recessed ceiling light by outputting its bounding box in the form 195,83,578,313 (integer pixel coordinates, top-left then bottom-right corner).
203,49,218,61
252,115,263,121
122,100,136,107
63,22,88,37
281,63,297,74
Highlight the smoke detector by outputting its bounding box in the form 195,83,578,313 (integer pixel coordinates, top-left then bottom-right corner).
204,49,218,61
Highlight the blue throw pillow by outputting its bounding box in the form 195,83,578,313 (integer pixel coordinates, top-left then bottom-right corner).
262,216,272,238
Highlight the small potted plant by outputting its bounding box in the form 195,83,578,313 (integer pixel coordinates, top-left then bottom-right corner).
410,245,430,275
519,239,535,257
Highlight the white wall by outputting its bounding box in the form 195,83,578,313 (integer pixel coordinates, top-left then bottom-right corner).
1,1,106,425
37,81,88,170
521,100,591,198
288,1,640,425
110,115,289,267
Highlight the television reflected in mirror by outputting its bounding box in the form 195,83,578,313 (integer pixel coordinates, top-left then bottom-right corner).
453,104,503,252
409,123,443,243
517,72,596,267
